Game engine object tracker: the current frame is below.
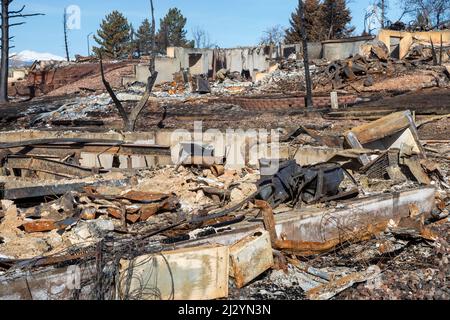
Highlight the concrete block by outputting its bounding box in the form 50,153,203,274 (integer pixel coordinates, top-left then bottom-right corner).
118,245,229,300
229,230,274,288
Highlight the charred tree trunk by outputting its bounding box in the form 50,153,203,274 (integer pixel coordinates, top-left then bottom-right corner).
298,0,314,110
0,1,43,103
100,0,159,132
0,0,10,104
100,54,158,132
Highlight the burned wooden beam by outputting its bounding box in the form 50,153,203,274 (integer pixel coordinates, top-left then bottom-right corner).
0,138,125,149
0,178,131,200
6,156,109,179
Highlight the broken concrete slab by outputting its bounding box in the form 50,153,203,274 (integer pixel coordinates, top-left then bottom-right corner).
0,260,100,300
345,110,424,156
118,245,229,300
307,265,382,300
229,229,273,289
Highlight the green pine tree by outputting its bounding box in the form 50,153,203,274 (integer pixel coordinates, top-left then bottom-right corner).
285,0,355,43
93,11,132,58
322,0,355,40
136,19,153,55
156,8,192,53
285,0,326,43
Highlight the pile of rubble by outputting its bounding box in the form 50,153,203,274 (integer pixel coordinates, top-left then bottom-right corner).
0,109,449,300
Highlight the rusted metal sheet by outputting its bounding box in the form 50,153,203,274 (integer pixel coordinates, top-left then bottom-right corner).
21,220,58,233
21,218,78,233
229,230,274,289
118,245,229,300
119,191,169,203
173,187,436,256
273,187,436,255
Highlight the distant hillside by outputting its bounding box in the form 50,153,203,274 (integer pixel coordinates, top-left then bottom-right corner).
9,50,65,68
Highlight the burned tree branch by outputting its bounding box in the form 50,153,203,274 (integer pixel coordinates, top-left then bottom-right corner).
126,0,159,131
8,22,25,27
99,54,130,125
9,13,44,18
99,53,158,132
128,71,158,131
430,37,438,66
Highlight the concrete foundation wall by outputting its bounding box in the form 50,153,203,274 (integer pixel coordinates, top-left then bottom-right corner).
124,37,378,85
322,37,374,60
377,29,450,59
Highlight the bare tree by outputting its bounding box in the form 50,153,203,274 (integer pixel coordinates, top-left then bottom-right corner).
260,25,285,46
192,26,215,48
378,0,388,28
63,9,70,62
99,0,158,132
364,4,379,35
400,0,450,27
0,0,44,103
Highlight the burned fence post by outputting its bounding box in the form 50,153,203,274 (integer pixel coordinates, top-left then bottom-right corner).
298,0,314,111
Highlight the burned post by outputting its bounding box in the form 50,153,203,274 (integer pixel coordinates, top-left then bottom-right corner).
63,8,70,62
298,0,314,110
149,0,156,73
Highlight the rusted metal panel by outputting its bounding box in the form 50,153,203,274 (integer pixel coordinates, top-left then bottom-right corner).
229,230,273,288
21,220,58,233
273,187,436,255
119,191,169,203
118,245,229,300
174,187,436,256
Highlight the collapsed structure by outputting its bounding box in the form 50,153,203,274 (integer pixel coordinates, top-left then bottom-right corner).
0,28,449,300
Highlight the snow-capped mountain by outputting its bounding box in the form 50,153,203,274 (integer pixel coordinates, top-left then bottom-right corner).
9,50,65,67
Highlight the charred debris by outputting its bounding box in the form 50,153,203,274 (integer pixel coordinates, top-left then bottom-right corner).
0,30,450,301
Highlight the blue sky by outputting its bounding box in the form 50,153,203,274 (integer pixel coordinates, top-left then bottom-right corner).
8,0,405,58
